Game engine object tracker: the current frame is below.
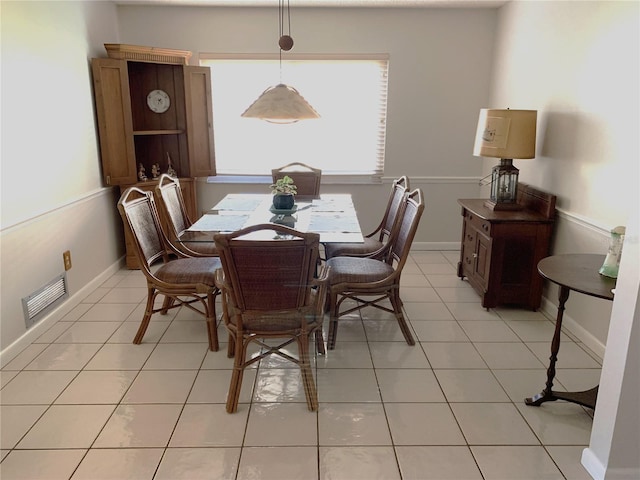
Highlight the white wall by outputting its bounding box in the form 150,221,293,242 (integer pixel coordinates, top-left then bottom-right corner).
490,1,638,226
585,211,640,480
488,0,639,350
490,2,639,478
116,5,498,244
0,1,124,354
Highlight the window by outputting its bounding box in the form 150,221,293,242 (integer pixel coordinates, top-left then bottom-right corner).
200,54,389,180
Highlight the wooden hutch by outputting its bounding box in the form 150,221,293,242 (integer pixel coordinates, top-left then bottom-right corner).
91,44,216,268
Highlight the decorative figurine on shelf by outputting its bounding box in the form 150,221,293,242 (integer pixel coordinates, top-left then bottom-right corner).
166,152,177,178
138,163,147,181
151,163,160,179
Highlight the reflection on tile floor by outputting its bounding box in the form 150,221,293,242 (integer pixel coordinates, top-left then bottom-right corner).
1,251,599,479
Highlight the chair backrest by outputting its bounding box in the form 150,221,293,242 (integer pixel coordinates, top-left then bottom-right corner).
155,174,192,237
271,162,322,199
214,224,320,312
376,175,410,242
388,188,425,270
117,187,171,277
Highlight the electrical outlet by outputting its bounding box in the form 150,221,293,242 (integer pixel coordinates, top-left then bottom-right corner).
63,250,72,271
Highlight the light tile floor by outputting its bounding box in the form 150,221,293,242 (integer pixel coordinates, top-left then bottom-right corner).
0,251,601,479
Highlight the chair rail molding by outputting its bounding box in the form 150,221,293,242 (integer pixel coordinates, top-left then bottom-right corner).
555,207,614,239
0,186,118,233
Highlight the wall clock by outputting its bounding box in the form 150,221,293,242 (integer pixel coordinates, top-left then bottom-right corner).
146,89,170,113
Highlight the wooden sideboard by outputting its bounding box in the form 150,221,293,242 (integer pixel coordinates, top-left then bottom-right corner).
457,184,556,310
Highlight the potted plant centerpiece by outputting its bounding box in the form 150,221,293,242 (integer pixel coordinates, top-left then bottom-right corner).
270,175,297,210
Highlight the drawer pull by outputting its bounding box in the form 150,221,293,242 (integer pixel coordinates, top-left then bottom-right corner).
472,253,478,259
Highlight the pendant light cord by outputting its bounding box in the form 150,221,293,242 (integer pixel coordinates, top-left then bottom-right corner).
279,41,282,84
278,0,292,84
278,0,283,83
278,0,291,39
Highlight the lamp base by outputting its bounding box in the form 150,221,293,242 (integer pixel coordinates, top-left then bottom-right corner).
484,199,523,211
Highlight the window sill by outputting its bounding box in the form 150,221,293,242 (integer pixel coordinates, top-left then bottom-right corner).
206,174,382,185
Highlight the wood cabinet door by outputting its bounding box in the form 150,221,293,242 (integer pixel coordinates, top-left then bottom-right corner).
91,58,137,185
460,219,477,279
474,231,492,290
184,66,216,177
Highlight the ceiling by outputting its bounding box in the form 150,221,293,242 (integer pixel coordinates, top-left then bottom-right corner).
114,0,507,8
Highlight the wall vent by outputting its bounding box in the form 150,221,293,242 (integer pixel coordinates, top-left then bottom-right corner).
22,273,69,329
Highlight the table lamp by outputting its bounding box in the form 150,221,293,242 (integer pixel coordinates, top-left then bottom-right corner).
473,109,537,210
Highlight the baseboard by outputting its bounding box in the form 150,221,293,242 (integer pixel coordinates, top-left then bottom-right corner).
0,257,125,367
412,241,461,251
581,447,640,480
582,447,605,480
539,296,606,360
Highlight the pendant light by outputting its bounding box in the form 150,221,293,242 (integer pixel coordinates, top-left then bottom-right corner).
241,0,319,124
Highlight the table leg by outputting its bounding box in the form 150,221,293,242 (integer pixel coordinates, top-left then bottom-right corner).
525,282,599,409
525,285,569,407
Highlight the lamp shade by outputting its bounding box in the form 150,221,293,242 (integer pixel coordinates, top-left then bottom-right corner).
241,83,320,124
473,109,537,159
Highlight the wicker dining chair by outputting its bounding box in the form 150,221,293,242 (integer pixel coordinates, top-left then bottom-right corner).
271,162,322,200
213,223,329,413
154,174,218,257
117,187,221,351
324,175,410,260
325,188,425,350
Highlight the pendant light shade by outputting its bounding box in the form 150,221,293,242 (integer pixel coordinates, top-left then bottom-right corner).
241,0,319,123
241,83,319,124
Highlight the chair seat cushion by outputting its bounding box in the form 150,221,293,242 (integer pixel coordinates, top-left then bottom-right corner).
155,257,221,286
326,256,394,285
187,243,219,256
324,238,383,259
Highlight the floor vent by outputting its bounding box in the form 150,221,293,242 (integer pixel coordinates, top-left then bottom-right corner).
22,273,69,329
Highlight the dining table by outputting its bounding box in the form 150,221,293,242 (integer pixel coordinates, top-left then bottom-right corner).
177,193,364,245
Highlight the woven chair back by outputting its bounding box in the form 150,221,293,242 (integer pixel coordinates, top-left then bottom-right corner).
379,175,410,242
271,162,322,199
117,187,169,274
389,188,425,268
214,224,320,312
156,174,191,236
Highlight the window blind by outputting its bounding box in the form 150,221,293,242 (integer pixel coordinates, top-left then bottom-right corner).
200,54,389,179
